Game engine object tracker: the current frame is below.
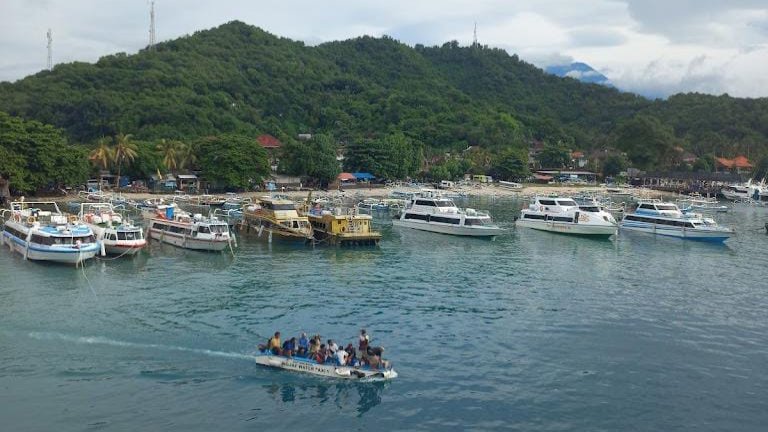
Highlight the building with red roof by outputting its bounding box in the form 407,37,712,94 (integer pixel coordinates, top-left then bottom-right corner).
257,134,282,149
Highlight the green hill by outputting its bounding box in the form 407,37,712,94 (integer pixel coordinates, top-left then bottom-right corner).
2,20,768,186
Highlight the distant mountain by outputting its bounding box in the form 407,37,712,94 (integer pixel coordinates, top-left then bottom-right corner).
545,62,612,87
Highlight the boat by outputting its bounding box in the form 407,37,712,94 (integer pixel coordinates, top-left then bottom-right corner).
392,191,504,237
196,194,227,207
254,351,398,380
306,206,382,246
720,180,762,201
498,180,523,189
239,197,313,243
1,201,99,264
619,201,734,242
79,203,146,256
355,198,389,215
516,196,617,237
147,205,233,251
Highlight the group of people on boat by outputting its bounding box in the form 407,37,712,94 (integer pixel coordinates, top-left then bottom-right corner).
259,329,389,369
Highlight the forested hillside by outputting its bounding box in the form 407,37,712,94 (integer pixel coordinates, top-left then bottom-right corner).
1,20,768,192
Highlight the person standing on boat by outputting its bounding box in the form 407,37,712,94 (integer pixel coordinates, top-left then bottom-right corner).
297,332,309,357
336,346,349,366
359,329,370,352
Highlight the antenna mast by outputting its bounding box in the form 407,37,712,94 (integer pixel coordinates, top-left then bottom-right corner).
473,22,478,47
149,1,156,49
46,29,53,70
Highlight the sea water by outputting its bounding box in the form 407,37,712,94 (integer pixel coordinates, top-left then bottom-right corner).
1,197,767,431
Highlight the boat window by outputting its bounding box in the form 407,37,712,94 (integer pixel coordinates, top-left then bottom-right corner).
523,214,546,220
117,231,137,240
539,199,556,206
414,200,436,206
580,206,600,212
638,204,655,209
198,226,210,234
435,200,455,208
404,213,429,221
552,216,574,222
464,218,490,226
555,200,577,206
656,205,678,211
430,216,460,224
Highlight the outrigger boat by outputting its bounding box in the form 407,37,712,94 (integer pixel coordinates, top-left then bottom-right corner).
254,351,398,380
1,201,99,264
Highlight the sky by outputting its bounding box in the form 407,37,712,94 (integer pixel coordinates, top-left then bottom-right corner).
1,0,768,98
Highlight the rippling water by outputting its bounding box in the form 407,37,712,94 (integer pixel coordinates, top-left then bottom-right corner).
2,197,767,431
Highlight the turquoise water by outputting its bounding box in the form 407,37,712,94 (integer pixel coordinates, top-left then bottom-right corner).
1,197,767,431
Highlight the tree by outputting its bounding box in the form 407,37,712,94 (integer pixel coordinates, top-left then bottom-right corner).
156,138,180,172
752,155,768,180
196,134,270,190
89,137,113,172
279,134,340,186
612,114,678,171
113,133,138,187
490,147,529,180
602,154,627,178
537,140,571,169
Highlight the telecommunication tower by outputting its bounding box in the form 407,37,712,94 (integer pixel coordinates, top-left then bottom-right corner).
149,1,156,49
46,29,53,70
473,22,478,47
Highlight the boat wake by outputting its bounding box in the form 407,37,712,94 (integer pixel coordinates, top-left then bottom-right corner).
27,331,254,361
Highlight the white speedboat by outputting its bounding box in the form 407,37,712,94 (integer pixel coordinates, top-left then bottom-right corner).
620,201,733,242
392,191,503,237
516,196,617,237
147,205,233,251
2,201,99,264
720,180,762,201
79,203,146,256
254,352,398,380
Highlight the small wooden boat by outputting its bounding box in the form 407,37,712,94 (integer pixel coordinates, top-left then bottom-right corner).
254,352,398,380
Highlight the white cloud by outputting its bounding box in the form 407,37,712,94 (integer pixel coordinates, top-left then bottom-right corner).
0,0,766,97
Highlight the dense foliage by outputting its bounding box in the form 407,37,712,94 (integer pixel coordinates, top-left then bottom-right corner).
0,112,89,193
1,20,767,188
194,134,270,190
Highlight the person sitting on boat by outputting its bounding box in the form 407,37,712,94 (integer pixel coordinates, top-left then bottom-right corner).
327,339,339,356
366,345,386,369
344,343,358,366
335,346,349,366
268,331,282,355
315,344,328,364
282,337,297,357
297,332,309,357
308,335,320,357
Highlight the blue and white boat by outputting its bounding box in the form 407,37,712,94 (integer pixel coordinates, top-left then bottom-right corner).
1,201,99,264
619,201,734,242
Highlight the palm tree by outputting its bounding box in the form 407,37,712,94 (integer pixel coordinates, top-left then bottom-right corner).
113,133,138,189
89,137,113,172
157,138,179,172
177,141,198,171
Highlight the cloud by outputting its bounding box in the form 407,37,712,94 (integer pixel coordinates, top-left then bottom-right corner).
0,0,767,98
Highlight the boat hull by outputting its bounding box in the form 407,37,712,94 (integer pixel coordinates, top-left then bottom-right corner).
516,219,617,237
254,354,398,380
619,223,732,242
2,232,99,264
392,219,503,237
148,228,230,251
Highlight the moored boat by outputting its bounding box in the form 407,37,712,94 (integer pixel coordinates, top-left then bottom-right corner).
147,205,233,251
392,191,503,237
306,206,382,246
619,200,733,242
239,197,313,243
1,201,99,264
516,196,617,237
79,203,146,256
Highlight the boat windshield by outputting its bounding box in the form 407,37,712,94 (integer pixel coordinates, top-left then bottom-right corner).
656,204,678,211
117,231,142,240
435,200,456,207
209,224,227,233
556,199,577,206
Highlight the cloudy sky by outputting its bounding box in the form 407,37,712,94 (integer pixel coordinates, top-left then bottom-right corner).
2,0,768,98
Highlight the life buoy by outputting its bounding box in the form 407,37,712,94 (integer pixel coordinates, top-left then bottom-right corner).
68,215,78,224
27,216,36,224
